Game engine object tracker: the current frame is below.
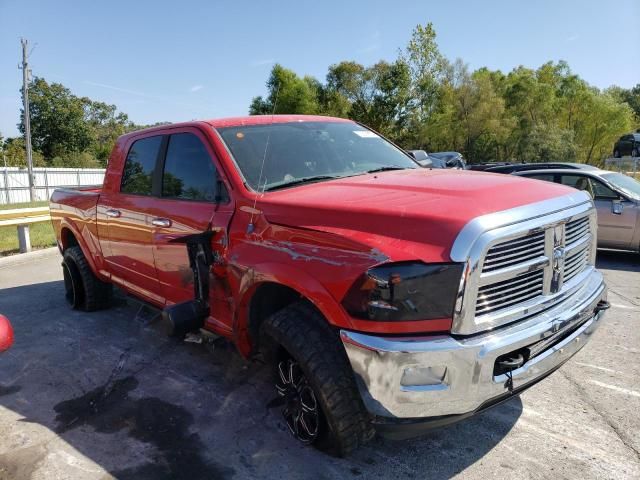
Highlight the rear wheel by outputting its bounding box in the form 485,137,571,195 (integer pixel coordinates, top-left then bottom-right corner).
261,301,373,456
62,246,112,311
632,148,639,158
614,149,621,158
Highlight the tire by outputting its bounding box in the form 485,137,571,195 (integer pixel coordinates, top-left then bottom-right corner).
62,246,112,311
614,149,621,158
632,148,639,158
261,301,373,456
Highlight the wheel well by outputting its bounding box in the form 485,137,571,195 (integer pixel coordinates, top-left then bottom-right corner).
61,228,79,251
248,282,304,351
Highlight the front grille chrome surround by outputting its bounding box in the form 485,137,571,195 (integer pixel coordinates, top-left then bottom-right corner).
451,192,597,335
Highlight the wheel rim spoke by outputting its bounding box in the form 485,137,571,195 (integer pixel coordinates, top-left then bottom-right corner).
275,358,320,444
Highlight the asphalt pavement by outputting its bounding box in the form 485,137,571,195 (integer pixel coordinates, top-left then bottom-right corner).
0,248,638,480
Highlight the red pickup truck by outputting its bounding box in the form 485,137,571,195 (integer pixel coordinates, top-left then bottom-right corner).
50,115,609,455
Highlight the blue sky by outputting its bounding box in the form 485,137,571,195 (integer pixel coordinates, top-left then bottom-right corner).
1,0,639,138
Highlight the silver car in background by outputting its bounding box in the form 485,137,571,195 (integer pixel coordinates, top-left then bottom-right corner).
513,168,640,252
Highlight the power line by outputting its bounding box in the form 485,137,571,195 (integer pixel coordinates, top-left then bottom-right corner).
19,38,36,202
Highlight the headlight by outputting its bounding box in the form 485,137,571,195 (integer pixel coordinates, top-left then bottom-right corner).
341,262,464,322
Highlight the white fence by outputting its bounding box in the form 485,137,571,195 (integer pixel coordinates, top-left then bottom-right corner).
604,157,640,177
0,167,105,205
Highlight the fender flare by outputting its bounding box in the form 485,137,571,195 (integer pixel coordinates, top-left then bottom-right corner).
232,262,354,356
58,219,105,281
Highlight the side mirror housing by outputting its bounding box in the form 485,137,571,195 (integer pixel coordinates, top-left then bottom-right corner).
407,150,433,168
612,201,624,215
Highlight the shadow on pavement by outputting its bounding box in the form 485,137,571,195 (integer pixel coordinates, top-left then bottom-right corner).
0,280,522,480
596,249,640,272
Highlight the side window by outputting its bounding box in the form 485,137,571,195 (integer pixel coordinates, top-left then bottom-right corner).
162,133,220,202
121,136,163,195
589,179,618,200
524,173,555,182
560,175,592,196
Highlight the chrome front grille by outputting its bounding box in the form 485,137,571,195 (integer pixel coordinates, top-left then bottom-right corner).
482,231,545,272
476,269,544,315
565,216,589,246
474,213,593,319
564,242,589,283
451,192,597,335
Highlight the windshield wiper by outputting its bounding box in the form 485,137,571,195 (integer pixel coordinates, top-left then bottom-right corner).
365,166,410,174
263,175,342,191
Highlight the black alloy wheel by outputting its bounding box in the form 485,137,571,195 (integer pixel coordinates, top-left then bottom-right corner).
275,358,321,444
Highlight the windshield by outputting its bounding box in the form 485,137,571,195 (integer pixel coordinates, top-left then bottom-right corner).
217,121,418,191
601,172,640,200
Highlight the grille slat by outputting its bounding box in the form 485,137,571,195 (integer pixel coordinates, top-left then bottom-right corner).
566,226,589,245
474,214,592,318
477,282,543,308
479,272,545,297
484,240,544,262
475,270,544,316
483,233,545,273
475,288,543,315
487,232,544,257
482,251,545,272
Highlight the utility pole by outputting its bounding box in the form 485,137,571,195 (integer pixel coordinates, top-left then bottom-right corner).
20,38,36,202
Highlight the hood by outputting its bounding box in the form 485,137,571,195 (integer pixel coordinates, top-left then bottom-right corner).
257,169,576,262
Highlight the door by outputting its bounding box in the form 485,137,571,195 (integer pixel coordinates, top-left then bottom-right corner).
589,177,638,249
149,130,234,332
620,135,634,156
101,135,165,305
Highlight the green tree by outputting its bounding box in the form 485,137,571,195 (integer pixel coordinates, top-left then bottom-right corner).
247,24,637,166
20,78,93,159
607,84,640,121
19,77,135,167
1,137,46,167
400,22,446,120
249,64,320,115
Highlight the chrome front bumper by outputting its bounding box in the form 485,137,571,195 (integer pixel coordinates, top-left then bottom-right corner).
341,269,607,423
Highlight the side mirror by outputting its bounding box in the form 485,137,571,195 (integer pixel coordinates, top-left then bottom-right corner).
407,150,432,168
612,201,623,215
408,149,429,161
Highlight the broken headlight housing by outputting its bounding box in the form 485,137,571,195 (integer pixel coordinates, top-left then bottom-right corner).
342,262,463,322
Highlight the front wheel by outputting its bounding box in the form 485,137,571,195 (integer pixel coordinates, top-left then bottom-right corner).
632,148,639,158
261,302,373,456
614,149,621,158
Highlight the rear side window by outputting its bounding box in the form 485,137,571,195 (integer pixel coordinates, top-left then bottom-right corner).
121,136,163,195
524,173,555,182
162,133,218,202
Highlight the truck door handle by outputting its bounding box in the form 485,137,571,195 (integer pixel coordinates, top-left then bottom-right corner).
152,218,172,228
105,209,121,218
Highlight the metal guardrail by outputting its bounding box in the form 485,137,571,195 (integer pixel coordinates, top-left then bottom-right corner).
0,207,51,253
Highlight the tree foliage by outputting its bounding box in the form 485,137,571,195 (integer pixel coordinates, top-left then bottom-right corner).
248,23,638,164
10,77,142,168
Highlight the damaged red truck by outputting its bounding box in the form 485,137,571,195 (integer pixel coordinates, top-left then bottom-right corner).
50,115,609,455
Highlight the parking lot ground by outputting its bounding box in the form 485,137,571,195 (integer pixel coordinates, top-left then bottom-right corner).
0,248,638,480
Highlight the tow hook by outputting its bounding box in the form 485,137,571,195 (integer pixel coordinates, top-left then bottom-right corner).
496,353,525,393
594,300,610,314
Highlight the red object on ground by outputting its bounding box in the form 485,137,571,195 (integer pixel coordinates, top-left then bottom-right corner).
0,315,13,352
